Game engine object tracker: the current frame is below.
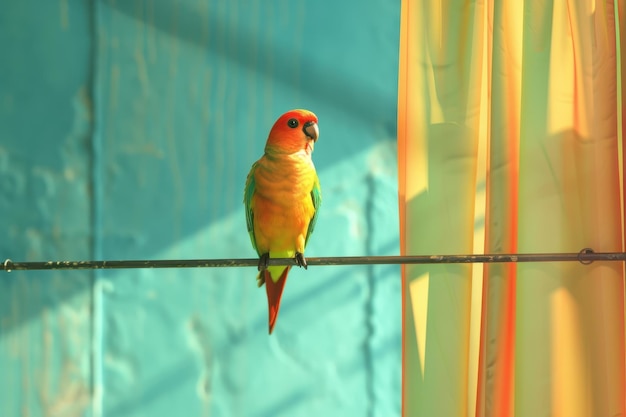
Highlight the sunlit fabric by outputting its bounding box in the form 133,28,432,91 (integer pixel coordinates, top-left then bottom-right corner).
398,0,626,416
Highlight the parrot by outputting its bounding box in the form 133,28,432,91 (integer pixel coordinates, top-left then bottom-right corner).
244,109,322,334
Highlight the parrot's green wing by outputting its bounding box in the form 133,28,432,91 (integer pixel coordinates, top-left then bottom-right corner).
305,175,322,247
244,162,259,255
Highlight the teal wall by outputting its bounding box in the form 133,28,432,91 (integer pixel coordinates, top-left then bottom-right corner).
0,1,401,416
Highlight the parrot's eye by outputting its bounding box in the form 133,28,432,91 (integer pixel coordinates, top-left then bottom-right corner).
287,118,299,128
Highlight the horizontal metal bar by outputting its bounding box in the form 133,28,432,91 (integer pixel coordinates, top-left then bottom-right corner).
1,248,623,272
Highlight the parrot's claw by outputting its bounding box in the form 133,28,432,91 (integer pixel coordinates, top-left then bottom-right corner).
295,252,307,269
258,253,270,271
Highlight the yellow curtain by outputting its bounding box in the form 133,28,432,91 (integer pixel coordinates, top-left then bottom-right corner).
398,1,626,416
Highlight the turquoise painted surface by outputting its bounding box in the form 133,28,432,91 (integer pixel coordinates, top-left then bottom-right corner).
0,1,94,416
0,1,400,416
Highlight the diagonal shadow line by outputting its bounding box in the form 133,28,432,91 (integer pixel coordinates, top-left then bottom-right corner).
108,0,398,125
250,262,400,332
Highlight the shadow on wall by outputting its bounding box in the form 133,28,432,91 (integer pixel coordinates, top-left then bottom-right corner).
0,0,400,338
110,0,396,126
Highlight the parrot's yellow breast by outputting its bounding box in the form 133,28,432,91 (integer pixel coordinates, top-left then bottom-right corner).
251,153,317,259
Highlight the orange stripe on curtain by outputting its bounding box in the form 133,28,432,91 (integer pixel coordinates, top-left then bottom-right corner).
398,1,626,416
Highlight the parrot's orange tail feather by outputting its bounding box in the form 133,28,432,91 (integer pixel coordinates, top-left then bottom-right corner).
264,267,291,334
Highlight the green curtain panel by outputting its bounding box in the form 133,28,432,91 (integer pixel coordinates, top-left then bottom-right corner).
398,0,626,416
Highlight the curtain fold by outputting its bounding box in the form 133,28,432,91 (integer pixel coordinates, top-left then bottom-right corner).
399,1,626,416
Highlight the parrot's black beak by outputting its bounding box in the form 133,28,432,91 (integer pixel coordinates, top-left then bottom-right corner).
303,121,319,142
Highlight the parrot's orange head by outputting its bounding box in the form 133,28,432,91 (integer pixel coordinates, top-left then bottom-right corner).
265,109,319,155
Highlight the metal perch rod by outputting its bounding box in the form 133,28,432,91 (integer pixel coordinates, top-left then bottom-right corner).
1,249,624,272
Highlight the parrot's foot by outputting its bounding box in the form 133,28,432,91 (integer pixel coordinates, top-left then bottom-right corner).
295,252,307,270
258,253,270,271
